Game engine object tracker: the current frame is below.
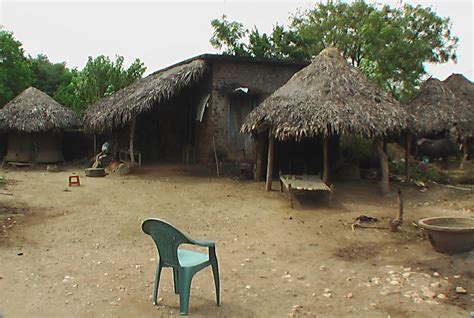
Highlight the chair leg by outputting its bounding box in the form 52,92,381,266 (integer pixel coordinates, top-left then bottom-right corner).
153,262,163,305
211,261,220,306
173,267,180,294
178,269,193,316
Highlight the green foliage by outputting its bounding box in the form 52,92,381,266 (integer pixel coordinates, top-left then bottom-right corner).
29,54,73,97
55,55,146,113
339,135,376,164
389,159,448,183
209,1,458,101
210,15,249,56
0,27,32,107
0,27,146,113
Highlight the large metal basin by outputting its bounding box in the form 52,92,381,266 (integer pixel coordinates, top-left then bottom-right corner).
418,217,474,254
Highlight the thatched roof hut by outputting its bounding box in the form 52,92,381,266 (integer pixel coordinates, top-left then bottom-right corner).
241,47,409,140
83,59,208,134
405,78,472,136
0,87,81,163
0,87,80,132
242,47,409,193
443,73,474,105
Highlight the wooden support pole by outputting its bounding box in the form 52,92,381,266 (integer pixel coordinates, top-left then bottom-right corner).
265,134,275,191
129,117,136,166
374,137,389,194
254,134,265,181
322,136,329,184
93,134,97,155
396,187,404,222
212,135,220,177
288,184,294,208
405,134,411,182
460,138,469,169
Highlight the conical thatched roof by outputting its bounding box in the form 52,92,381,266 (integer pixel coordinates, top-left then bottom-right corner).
83,59,208,134
405,78,473,135
443,73,474,104
241,47,408,140
0,87,81,133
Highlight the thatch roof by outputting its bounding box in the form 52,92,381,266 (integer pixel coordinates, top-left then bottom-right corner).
443,73,474,104
0,87,81,133
241,47,408,140
405,78,473,135
83,59,208,134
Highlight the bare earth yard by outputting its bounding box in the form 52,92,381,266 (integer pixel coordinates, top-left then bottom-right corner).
0,165,473,317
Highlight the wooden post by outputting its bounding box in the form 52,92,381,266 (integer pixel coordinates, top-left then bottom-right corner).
265,134,275,191
93,134,97,155
396,188,404,222
212,135,220,177
374,137,389,194
322,136,329,183
254,134,265,181
288,184,294,208
405,134,411,182
129,117,136,166
460,138,469,169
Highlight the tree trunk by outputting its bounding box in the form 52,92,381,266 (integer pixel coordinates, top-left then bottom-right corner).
405,134,411,182
265,134,275,191
322,136,329,183
375,137,389,194
254,134,265,181
129,117,136,166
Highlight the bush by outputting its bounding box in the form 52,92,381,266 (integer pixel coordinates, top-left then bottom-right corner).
339,136,377,167
389,159,449,183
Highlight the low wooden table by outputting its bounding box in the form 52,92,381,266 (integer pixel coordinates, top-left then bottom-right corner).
279,174,334,208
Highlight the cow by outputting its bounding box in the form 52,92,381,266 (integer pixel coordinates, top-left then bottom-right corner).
415,137,461,168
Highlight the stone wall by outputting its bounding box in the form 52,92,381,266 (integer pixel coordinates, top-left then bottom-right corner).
196,59,303,164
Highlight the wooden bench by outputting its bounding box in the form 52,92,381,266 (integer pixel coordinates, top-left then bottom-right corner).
279,173,334,208
119,149,142,167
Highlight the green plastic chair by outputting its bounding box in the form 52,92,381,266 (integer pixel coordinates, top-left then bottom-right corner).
142,218,220,316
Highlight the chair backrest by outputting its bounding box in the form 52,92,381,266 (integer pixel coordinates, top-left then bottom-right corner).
142,218,193,267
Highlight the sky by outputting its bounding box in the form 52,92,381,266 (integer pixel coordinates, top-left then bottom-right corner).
0,0,473,81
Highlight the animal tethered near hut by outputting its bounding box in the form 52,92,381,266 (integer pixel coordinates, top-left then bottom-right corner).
414,126,462,169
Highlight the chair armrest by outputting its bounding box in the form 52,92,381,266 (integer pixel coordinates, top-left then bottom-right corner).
191,239,215,247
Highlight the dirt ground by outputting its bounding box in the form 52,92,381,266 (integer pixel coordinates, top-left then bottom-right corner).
0,164,473,317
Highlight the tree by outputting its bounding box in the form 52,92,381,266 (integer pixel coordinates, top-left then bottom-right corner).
210,15,249,56
55,55,146,113
209,1,458,101
29,54,73,98
0,27,31,107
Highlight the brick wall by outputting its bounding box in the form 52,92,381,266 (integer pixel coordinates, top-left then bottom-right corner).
196,59,303,164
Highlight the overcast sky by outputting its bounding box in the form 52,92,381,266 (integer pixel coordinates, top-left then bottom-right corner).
1,0,473,81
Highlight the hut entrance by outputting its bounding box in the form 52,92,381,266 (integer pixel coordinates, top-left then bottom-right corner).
274,138,324,175
228,95,257,160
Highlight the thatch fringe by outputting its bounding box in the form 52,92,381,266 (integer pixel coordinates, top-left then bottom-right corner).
241,47,408,140
0,87,81,133
405,78,473,136
83,59,208,134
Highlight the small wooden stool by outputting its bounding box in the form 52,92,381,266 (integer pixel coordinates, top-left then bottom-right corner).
69,175,81,187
